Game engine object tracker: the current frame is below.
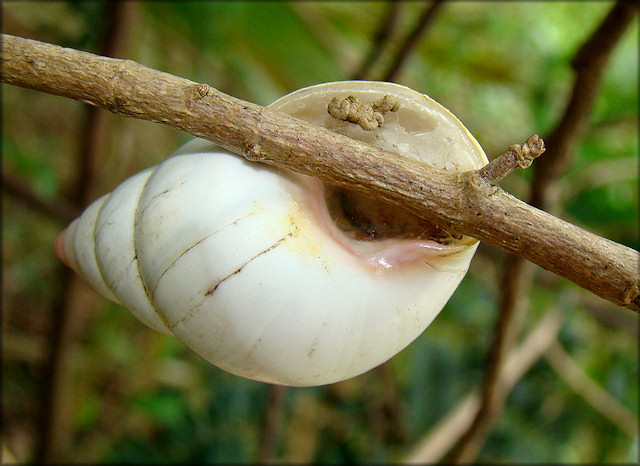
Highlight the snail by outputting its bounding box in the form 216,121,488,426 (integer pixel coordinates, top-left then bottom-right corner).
55,81,488,386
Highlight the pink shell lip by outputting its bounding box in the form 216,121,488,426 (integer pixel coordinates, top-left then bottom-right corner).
347,237,471,269
299,176,475,270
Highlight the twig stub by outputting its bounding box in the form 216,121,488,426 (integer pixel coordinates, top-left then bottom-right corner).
477,134,545,185
327,94,398,131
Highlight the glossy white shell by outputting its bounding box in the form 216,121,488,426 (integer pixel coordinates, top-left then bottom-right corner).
57,81,488,386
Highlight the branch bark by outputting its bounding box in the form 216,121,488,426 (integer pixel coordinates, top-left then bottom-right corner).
1,33,638,311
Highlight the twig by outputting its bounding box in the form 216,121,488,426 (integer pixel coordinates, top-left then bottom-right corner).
544,341,638,438
447,1,638,462
382,0,446,82
404,308,563,463
1,34,638,311
351,1,402,80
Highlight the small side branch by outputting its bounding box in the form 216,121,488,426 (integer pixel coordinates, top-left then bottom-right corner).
477,134,545,185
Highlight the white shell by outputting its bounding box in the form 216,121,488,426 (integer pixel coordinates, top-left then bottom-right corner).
57,81,488,386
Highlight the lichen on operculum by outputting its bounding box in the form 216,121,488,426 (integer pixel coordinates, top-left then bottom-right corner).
327,94,399,131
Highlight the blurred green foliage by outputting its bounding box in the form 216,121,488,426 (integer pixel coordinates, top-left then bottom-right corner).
2,1,637,464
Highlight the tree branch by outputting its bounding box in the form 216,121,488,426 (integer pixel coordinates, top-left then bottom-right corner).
1,33,638,311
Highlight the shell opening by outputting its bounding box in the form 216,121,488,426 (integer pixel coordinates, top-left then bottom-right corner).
324,186,459,244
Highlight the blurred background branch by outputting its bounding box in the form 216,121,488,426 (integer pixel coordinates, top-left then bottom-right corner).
405,307,564,463
381,0,446,83
351,1,402,80
256,384,286,463
1,172,79,223
544,341,638,438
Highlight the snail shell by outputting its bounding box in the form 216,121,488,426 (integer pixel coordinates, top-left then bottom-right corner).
56,81,488,386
